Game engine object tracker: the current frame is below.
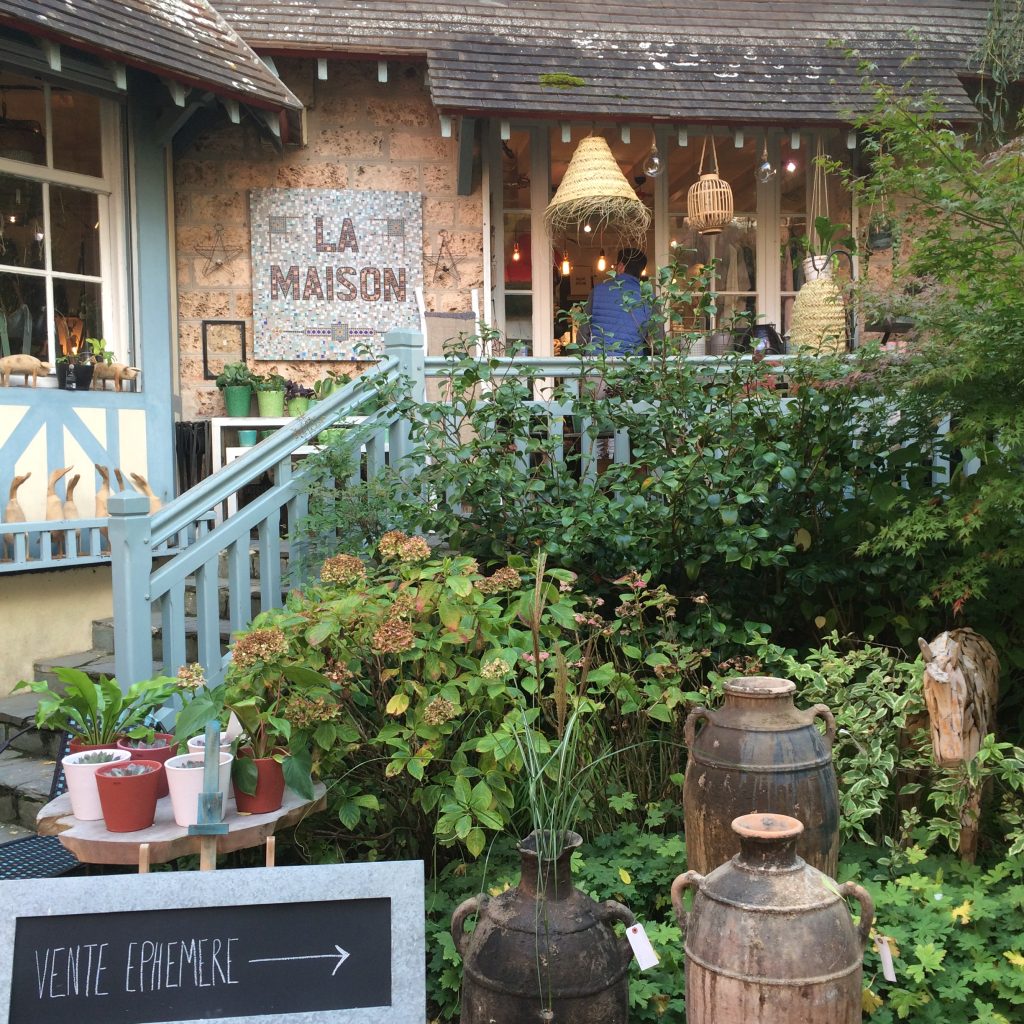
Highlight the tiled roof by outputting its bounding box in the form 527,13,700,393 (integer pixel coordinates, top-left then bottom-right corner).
215,0,987,123
0,0,302,112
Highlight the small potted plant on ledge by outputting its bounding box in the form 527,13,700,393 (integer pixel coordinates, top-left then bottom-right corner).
254,371,287,417
16,668,178,754
216,361,254,417
285,379,314,417
55,348,95,391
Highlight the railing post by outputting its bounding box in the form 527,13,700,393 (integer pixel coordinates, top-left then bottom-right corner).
108,492,155,690
384,328,425,467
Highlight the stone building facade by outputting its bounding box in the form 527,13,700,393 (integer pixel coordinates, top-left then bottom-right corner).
173,58,483,419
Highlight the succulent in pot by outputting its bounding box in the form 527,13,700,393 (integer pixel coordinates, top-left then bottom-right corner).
116,732,176,798
95,759,162,832
63,748,132,820
164,752,234,828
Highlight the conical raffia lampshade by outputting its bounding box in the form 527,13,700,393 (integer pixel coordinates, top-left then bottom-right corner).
545,135,651,242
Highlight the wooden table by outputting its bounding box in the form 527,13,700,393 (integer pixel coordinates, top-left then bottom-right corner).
36,784,326,867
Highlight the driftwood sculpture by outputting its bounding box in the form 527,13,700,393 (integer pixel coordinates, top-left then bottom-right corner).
46,466,73,557
918,628,1000,862
130,472,162,513
2,472,31,559
64,473,82,554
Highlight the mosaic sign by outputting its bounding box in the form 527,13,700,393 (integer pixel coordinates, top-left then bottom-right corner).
250,189,423,360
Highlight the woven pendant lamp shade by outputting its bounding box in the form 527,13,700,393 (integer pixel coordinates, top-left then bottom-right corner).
687,137,733,236
545,135,651,242
790,271,847,354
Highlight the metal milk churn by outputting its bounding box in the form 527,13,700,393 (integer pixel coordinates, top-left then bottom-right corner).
451,830,635,1024
683,675,840,875
672,813,874,1024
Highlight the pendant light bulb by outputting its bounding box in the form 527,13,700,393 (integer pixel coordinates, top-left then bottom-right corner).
560,251,571,277
756,140,777,184
643,142,663,178
583,222,592,233
597,250,608,272
511,239,521,262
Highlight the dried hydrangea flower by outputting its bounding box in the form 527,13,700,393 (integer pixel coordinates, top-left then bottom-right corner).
480,658,511,679
323,660,354,686
177,662,206,690
320,554,367,585
398,535,431,562
423,696,457,726
284,695,342,729
372,617,415,654
475,565,523,593
378,530,410,561
232,626,289,669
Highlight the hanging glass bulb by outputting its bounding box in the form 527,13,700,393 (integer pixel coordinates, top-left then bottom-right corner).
583,222,592,233
560,251,572,277
511,239,521,262
643,142,663,178
597,249,607,272
756,141,777,184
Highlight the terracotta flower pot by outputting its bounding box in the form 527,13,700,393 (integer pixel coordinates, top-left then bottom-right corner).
63,749,132,820
117,733,177,798
232,750,286,814
69,738,124,756
95,760,162,833
165,752,233,827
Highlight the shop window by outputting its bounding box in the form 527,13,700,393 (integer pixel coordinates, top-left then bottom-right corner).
0,70,124,373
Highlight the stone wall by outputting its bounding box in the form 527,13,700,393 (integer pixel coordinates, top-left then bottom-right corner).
173,59,483,419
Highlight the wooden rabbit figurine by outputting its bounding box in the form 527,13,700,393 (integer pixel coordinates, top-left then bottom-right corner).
130,472,162,513
46,466,73,557
64,473,82,555
3,472,31,560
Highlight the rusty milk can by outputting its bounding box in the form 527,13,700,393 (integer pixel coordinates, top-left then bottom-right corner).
672,813,874,1024
451,830,635,1024
683,675,839,875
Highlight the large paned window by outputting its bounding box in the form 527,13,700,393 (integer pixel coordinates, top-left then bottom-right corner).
488,125,854,354
0,70,125,373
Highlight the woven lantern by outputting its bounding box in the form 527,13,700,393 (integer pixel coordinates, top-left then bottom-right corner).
687,137,733,236
545,135,651,243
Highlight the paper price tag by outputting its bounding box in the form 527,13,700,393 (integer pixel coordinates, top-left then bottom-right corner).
874,935,897,982
626,923,660,971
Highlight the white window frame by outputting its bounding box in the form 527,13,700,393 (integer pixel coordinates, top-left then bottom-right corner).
0,80,128,376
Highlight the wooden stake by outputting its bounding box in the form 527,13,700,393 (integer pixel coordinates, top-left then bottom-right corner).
199,836,218,872
138,843,150,874
266,836,276,868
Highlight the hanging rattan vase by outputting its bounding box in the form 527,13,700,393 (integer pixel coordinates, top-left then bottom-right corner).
545,135,651,243
687,137,733,236
790,274,847,355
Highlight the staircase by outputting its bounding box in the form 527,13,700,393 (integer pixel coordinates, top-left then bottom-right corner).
0,544,293,836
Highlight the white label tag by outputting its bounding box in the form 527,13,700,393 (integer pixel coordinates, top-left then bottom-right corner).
875,935,897,982
626,923,660,971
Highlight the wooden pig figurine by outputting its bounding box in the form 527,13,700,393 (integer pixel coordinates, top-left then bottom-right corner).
0,354,51,387
92,362,140,391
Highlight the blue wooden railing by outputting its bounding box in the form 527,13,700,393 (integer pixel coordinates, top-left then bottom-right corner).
108,332,809,689
109,329,423,688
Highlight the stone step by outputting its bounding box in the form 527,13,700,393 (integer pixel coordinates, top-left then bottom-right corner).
0,821,36,845
0,692,63,758
30,652,154,689
0,747,57,829
91,612,241,662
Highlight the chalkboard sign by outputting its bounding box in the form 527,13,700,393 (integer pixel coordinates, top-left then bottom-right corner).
0,861,423,1024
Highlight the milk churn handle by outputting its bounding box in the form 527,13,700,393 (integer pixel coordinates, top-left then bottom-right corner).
809,704,837,747
597,900,638,968
684,707,712,748
670,871,703,936
451,894,486,957
839,881,875,950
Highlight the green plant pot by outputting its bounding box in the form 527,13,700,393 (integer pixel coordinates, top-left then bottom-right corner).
223,384,252,417
318,427,344,446
256,389,285,417
238,429,258,447
287,396,311,417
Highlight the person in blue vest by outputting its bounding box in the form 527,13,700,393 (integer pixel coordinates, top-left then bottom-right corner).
575,248,652,356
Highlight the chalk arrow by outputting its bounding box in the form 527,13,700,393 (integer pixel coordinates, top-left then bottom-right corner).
249,944,351,976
